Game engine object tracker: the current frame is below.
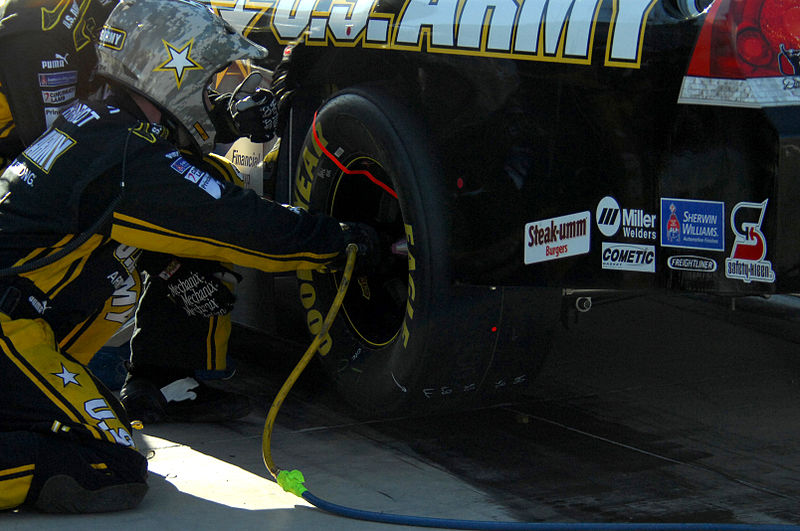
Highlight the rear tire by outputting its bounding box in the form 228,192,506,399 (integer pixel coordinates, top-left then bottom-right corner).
293,85,554,416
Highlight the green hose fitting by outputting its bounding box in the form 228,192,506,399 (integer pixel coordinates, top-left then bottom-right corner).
277,469,308,498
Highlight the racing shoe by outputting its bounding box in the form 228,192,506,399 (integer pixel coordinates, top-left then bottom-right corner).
120,376,251,424
119,376,168,424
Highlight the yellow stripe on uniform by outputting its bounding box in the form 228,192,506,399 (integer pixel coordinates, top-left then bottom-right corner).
0,464,35,510
110,213,337,272
0,318,108,443
206,314,231,371
203,152,244,186
19,235,106,298
10,235,77,269
0,83,16,140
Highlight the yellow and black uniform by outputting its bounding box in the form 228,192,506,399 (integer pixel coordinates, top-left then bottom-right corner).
0,0,117,172
0,97,343,511
0,0,257,388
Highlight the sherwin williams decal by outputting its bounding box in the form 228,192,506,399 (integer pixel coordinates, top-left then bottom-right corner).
524,211,590,264
725,199,775,284
660,198,725,251
601,242,655,272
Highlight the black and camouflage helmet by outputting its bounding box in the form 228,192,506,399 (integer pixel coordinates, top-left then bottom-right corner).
95,0,267,153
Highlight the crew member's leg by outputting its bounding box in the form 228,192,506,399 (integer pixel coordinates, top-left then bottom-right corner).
0,316,147,513
122,260,250,423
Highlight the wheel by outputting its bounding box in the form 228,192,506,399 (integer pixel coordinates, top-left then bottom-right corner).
292,85,554,416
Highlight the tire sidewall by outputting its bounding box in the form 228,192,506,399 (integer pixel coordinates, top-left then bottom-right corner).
293,87,449,415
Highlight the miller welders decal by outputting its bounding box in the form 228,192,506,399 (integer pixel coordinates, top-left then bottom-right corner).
725,199,775,284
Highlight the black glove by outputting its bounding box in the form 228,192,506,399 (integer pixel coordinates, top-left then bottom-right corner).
228,72,278,143
339,222,381,274
155,258,242,318
207,91,239,144
269,44,298,135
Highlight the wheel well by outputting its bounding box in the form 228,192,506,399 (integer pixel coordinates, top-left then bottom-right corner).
290,46,483,140
271,46,484,202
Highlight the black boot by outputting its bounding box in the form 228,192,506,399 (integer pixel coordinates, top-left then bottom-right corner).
120,368,251,424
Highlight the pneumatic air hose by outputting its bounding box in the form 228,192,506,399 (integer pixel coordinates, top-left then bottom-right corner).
260,247,799,531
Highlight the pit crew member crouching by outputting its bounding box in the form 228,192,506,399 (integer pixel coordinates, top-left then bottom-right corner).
0,0,366,513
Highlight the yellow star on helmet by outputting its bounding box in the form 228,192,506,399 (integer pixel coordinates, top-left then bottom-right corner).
154,39,203,89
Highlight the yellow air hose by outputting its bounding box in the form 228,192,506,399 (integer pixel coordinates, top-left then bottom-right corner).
261,242,358,486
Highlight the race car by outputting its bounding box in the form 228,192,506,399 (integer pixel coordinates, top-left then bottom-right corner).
202,0,800,415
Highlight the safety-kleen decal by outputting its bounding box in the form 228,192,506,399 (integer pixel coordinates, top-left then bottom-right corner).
725,199,775,284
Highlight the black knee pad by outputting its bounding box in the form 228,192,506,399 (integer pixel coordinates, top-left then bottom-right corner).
1,431,148,513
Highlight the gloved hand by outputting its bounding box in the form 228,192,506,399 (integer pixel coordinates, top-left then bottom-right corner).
339,222,381,274
270,44,298,135
228,72,278,143
155,258,242,318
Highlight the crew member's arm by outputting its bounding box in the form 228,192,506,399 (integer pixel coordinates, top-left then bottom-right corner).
109,146,344,273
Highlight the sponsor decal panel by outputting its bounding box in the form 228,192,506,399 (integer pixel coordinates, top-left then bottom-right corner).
99,26,126,50
667,255,717,273
197,175,223,199
38,71,78,88
601,242,655,273
524,211,590,264
183,166,223,199
170,157,192,175
22,129,76,173
660,198,725,251
41,53,70,70
41,86,76,105
184,167,206,184
595,195,656,240
7,161,36,187
725,199,775,283
60,102,100,127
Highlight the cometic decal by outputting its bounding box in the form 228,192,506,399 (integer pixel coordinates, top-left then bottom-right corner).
524,211,590,264
601,242,655,272
660,198,725,251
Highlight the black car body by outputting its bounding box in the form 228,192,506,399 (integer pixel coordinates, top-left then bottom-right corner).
204,0,800,415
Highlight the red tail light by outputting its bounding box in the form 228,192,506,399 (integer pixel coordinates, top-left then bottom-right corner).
687,0,800,79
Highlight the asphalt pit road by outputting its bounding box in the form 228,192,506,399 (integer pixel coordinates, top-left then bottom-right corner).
231,293,800,525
